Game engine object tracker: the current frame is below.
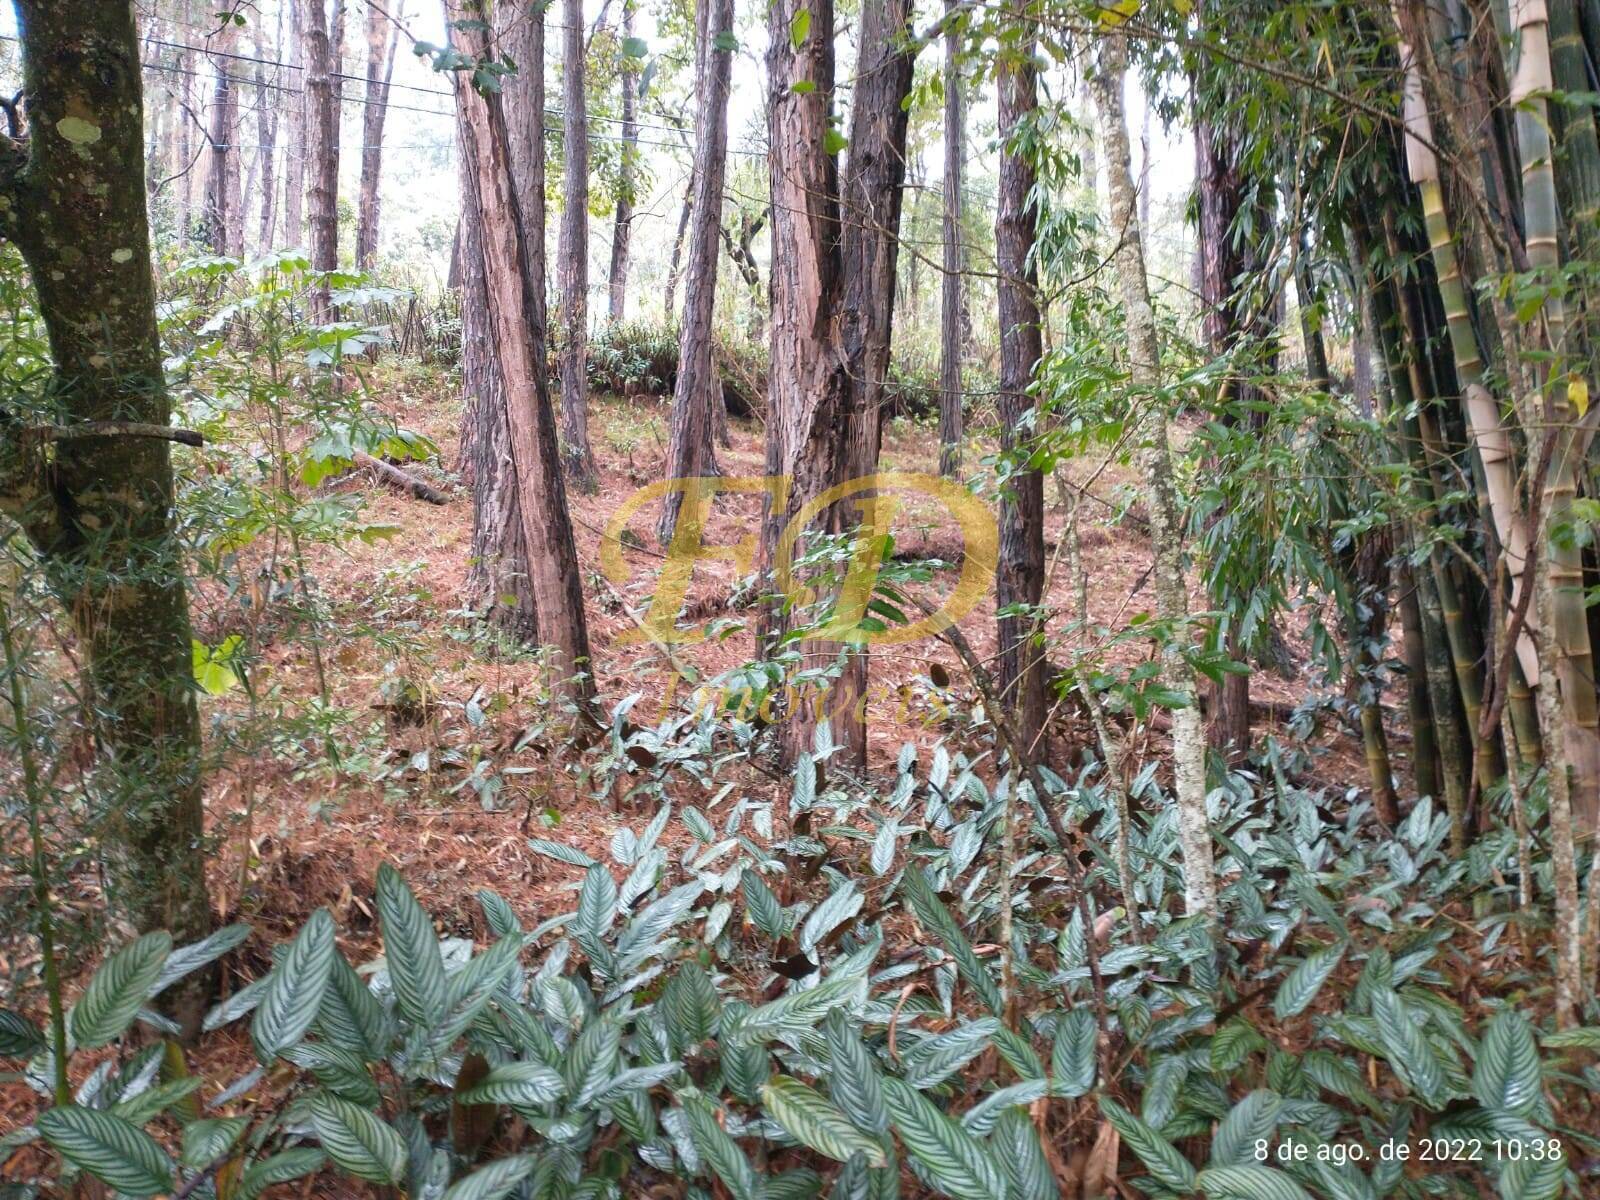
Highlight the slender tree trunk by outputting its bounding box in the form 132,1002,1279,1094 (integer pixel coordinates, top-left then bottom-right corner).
994,13,1048,760
938,0,964,478
665,189,692,320
1396,558,1442,800
284,0,305,247
558,0,599,488
203,20,241,256
658,0,734,546
356,0,402,269
826,0,917,770
255,13,279,252
608,0,639,324
449,1,595,705
1092,32,1216,924
304,0,341,319
1,0,213,1025
759,0,853,765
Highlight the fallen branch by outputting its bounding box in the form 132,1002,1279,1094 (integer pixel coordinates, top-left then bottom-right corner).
29,421,204,447
352,451,449,505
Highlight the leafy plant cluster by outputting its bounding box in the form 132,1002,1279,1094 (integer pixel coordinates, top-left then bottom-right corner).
5,712,1596,1199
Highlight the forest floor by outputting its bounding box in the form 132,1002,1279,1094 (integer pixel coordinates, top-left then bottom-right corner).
0,363,1382,1176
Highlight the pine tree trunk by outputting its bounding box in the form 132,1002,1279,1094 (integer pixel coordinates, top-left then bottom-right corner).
284,0,305,247
827,0,917,770
608,0,638,324
558,0,599,489
658,0,734,546
759,0,853,765
355,1,401,269
304,0,341,319
938,0,964,478
994,16,1048,761
1092,31,1216,923
450,1,595,705
2,0,214,1025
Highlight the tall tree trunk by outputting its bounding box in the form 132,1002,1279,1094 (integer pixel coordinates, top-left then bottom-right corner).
203,19,241,256
450,1,595,706
1092,32,1217,924
608,0,639,324
759,0,852,765
255,13,279,252
1,0,213,1025
994,13,1048,760
284,0,305,248
304,0,342,320
658,0,734,546
558,0,599,488
355,0,402,269
938,0,964,478
826,0,917,770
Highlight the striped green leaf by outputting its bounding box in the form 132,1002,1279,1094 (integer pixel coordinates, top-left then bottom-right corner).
902,1018,998,1088
307,1092,406,1184
252,907,336,1060
0,1008,45,1058
1197,1164,1313,1200
316,951,391,1061
457,1061,567,1108
1272,943,1344,1021
741,868,788,939
152,923,251,997
901,868,1004,1019
237,1148,326,1200
181,1116,248,1169
883,1076,1006,1200
761,1074,886,1166
825,1010,887,1135
432,934,525,1050
1050,1009,1097,1098
1210,1090,1282,1167
1371,989,1446,1108
375,864,447,1025
734,970,865,1046
38,1105,174,1198
681,1089,760,1200
1474,1010,1541,1118
661,961,720,1048
69,932,172,1049
440,1154,540,1200
994,1106,1055,1200
1099,1096,1197,1193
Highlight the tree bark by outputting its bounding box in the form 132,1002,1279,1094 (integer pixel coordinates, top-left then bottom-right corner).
1092,32,1217,924
664,188,692,319
608,0,639,324
254,13,279,253
284,0,305,248
759,0,854,765
304,0,342,319
994,13,1048,761
825,0,917,769
450,2,596,705
202,18,242,257
1,0,213,1024
558,0,599,489
355,0,402,269
938,0,964,478
657,0,734,547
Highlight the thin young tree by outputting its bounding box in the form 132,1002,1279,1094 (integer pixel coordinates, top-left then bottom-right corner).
356,0,404,268
254,12,280,252
284,0,305,247
202,17,242,257
449,0,596,707
304,0,342,319
657,0,735,547
1092,29,1217,924
558,0,599,488
994,12,1048,759
0,0,214,1023
938,0,964,478
608,0,639,324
